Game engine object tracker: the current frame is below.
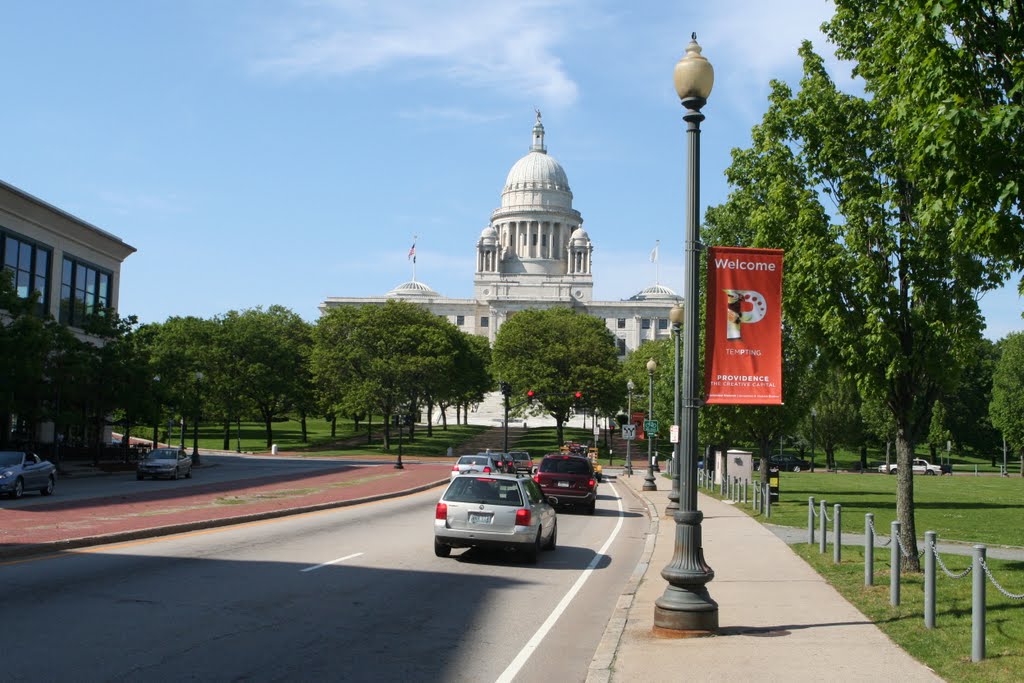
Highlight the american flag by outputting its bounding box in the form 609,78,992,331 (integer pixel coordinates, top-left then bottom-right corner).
408,242,416,262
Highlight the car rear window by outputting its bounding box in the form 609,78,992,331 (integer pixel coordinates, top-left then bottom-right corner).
458,456,489,466
444,478,524,506
540,458,591,475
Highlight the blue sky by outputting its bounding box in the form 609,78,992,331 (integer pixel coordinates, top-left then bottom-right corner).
2,0,1020,341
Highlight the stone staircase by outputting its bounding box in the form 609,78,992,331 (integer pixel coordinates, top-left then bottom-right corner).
465,390,589,429
453,426,527,456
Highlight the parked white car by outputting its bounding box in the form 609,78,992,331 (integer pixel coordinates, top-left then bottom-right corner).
877,458,943,475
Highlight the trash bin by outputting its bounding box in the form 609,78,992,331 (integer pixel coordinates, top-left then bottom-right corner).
271,444,278,455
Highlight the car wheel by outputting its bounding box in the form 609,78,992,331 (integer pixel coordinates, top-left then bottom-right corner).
587,501,596,515
434,539,451,558
926,470,936,476
41,476,55,496
543,520,557,551
172,469,179,480
13,478,24,499
186,467,192,479
889,468,897,475
523,530,541,564
793,466,801,473
137,473,144,480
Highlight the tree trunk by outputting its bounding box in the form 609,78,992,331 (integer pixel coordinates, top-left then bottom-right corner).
264,414,273,448
859,445,868,471
383,415,391,451
556,417,564,446
894,428,921,571
367,414,372,444
300,413,308,443
426,400,434,438
222,420,230,450
331,414,337,439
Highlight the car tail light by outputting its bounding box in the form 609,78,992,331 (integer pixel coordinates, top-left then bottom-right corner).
533,474,540,483
483,466,491,473
452,464,459,471
588,479,596,489
435,503,448,520
515,508,531,526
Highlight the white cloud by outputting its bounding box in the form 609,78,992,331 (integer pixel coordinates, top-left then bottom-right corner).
252,0,583,108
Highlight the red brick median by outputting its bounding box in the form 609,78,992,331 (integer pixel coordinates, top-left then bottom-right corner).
1,463,449,555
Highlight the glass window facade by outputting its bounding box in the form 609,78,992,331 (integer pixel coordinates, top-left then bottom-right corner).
60,256,111,327
617,318,626,329
642,318,651,330
1,230,51,316
658,319,668,330
481,316,489,328
456,315,465,326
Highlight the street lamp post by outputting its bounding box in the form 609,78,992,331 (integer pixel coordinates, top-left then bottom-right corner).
396,413,405,470
655,34,718,633
810,408,817,472
667,305,683,513
191,371,204,466
152,375,161,449
626,379,635,475
643,358,658,491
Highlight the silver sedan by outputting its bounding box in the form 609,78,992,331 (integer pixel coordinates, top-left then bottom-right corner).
434,474,557,563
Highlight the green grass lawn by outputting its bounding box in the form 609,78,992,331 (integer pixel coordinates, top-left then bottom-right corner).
700,470,1024,680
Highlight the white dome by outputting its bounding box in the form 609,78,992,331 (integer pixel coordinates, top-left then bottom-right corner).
503,152,570,193
479,226,498,244
570,226,590,244
386,281,440,298
628,284,679,301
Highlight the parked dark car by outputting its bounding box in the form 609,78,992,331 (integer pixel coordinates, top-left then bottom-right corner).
769,454,811,472
533,454,597,514
0,451,56,498
137,447,193,480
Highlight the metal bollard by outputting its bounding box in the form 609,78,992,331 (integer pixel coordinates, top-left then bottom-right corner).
808,496,816,545
834,504,842,564
765,482,771,518
819,500,827,554
924,531,936,629
891,520,901,606
865,513,874,586
972,545,986,662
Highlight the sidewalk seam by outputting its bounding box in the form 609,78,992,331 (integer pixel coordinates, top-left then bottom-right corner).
586,480,660,683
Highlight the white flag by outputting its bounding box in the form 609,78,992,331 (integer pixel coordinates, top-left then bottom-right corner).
649,241,659,263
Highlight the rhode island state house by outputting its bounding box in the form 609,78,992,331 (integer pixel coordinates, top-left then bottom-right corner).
320,113,680,359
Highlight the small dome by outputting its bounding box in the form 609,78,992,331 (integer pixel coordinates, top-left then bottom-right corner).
479,226,498,244
569,226,589,244
386,281,439,298
628,284,679,301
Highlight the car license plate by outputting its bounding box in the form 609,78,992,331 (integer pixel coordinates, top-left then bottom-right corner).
468,512,491,524
557,481,570,488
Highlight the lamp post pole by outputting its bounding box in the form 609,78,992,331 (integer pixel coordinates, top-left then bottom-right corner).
191,371,204,466
396,413,405,469
643,358,658,491
626,380,635,475
667,306,683,513
811,408,817,472
655,34,718,633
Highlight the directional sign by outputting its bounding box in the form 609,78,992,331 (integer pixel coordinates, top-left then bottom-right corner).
644,419,659,434
670,425,679,444
621,424,637,440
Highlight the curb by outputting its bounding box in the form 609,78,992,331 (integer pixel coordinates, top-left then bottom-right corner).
0,478,448,562
586,477,661,683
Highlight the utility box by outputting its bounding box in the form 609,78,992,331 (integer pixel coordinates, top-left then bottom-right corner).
711,449,754,486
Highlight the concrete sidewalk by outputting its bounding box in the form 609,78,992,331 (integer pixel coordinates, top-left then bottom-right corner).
588,471,943,683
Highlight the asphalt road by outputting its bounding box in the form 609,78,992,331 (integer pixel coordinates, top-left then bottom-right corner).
4,476,647,682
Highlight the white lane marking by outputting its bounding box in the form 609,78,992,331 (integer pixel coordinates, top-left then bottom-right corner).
301,552,364,572
495,483,625,683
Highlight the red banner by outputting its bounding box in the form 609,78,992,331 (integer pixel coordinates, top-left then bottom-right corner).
704,247,784,405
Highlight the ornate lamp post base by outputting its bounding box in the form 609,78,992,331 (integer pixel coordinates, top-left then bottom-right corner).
642,469,658,491
654,509,718,633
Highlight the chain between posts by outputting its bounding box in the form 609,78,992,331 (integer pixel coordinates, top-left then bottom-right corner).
822,506,832,523
980,558,1024,600
867,518,892,546
930,541,973,580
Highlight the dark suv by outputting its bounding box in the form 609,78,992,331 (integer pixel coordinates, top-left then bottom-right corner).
534,454,597,514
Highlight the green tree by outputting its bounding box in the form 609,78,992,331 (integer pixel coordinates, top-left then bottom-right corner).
492,308,620,445
927,400,952,463
990,332,1024,474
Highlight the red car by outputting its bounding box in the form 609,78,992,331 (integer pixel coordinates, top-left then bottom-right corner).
533,454,597,514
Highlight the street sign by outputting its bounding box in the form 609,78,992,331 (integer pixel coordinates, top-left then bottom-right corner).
593,426,600,439
670,425,679,443
644,419,658,434
621,424,637,440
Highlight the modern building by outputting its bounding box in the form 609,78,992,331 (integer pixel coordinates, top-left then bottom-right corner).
320,113,680,357
1,178,135,329
1,178,136,445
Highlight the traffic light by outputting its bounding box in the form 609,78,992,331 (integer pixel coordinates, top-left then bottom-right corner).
573,390,583,406
574,391,583,400
499,381,511,398
527,389,536,403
